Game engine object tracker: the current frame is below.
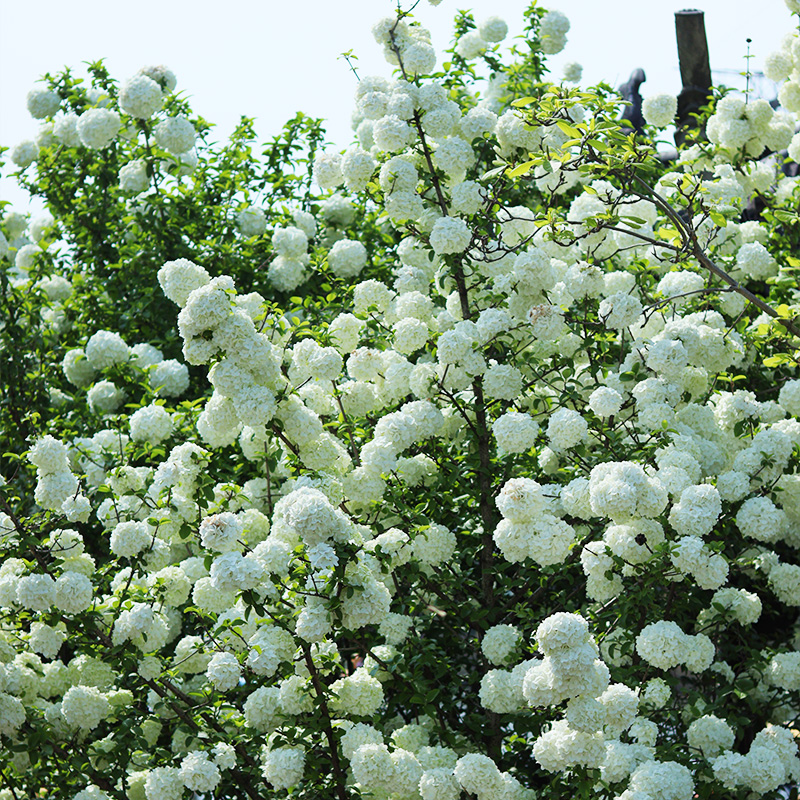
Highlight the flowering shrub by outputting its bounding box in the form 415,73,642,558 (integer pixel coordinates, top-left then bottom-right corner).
3,2,800,799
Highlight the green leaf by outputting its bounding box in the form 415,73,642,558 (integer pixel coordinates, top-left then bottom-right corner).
507,160,536,178
555,120,582,138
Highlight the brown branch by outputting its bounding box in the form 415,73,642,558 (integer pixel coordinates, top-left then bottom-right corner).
301,644,348,800
629,173,800,339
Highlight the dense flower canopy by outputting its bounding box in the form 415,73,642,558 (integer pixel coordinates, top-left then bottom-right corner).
2,2,800,800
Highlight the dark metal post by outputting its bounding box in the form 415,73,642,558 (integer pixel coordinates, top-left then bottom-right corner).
674,9,713,145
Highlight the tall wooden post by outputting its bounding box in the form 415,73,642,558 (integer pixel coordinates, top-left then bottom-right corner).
674,9,712,145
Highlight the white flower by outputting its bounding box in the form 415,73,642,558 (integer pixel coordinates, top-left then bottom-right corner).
669,484,721,537
237,207,267,236
158,258,211,307
61,685,110,731
493,411,539,455
28,434,70,473
636,620,688,670
341,146,376,193
329,668,384,716
588,387,623,418
139,64,177,93
206,652,241,691
482,624,520,665
429,217,471,254
454,753,505,796
563,61,583,82
145,767,183,800
540,10,570,54
154,116,196,154
27,87,60,119
313,151,343,190
11,140,38,168
149,359,190,397
262,746,306,790
179,751,221,793
77,109,121,149
547,408,588,452
598,292,642,329
85,330,129,370
456,31,487,60
479,16,508,42
373,115,414,152
119,160,149,194
629,760,694,800
200,512,243,553
87,381,125,414
119,74,163,118
412,523,456,566
16,572,55,611
130,404,174,444
328,239,367,278
54,571,93,613
642,94,678,127
110,521,151,558
687,714,735,758
54,113,81,146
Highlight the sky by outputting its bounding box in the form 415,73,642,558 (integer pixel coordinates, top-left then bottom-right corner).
0,0,795,212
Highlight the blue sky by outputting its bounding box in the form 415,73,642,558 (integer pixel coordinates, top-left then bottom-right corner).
0,0,794,211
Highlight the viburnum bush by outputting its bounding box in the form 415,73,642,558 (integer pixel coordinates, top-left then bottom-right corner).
3,2,800,798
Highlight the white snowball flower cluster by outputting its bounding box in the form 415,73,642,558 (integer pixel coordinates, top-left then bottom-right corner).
27,87,60,119
589,461,668,522
341,145,377,193
119,159,149,194
262,745,306,790
85,329,129,370
154,115,196,154
313,151,343,191
492,411,539,455
482,624,520,665
642,94,677,128
329,668,384,716
61,685,111,731
539,9,570,54
77,108,121,149
149,359,189,398
328,239,367,279
712,725,800,795
139,64,178,93
493,478,576,566
206,652,242,691
269,225,311,291
119,73,163,118
706,94,793,157
11,140,38,168
372,16,436,75
130,404,174,444
158,258,211,306
179,751,221,793
636,620,714,672
237,206,267,237
28,435,79,512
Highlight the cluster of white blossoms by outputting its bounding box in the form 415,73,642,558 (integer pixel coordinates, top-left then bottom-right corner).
454,16,508,60
7,2,800,799
27,435,79,513
61,326,189,419
493,478,576,566
705,93,794,158
641,94,677,128
11,64,196,194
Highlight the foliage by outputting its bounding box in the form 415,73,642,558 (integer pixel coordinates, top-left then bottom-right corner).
2,3,800,800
